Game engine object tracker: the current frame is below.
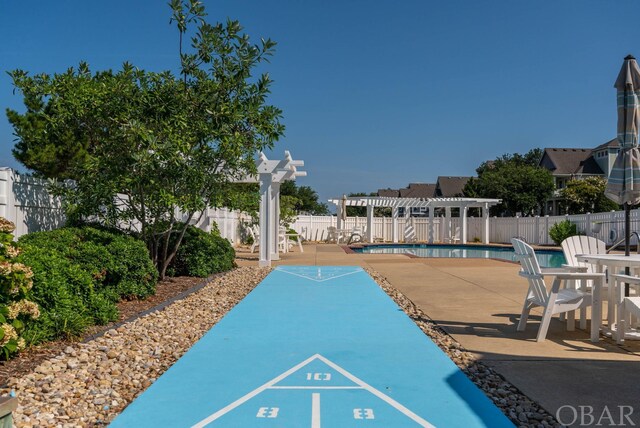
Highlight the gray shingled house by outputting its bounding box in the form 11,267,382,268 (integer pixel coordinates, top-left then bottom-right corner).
538,139,619,215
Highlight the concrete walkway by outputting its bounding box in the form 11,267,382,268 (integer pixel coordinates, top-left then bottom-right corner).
237,244,640,427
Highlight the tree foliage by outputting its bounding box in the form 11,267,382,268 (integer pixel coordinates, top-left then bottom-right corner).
7,1,284,278
280,181,329,215
548,219,579,245
464,149,553,216
560,176,619,214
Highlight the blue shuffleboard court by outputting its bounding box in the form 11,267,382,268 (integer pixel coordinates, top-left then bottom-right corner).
110,266,513,427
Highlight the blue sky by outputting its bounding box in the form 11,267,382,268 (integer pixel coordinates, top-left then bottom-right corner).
1,1,639,204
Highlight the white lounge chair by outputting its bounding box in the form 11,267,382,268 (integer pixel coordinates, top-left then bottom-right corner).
512,238,604,342
560,236,609,328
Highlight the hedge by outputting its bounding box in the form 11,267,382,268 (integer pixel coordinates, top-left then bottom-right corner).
169,225,236,277
17,226,158,343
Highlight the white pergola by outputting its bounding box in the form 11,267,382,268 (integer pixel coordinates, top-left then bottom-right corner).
248,151,306,267
328,196,501,244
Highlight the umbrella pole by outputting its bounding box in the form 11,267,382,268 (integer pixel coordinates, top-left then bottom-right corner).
623,83,631,296
625,203,631,296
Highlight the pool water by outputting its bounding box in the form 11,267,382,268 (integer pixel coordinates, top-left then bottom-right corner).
354,244,566,268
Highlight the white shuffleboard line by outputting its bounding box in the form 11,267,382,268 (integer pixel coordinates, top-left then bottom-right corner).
191,354,323,427
275,268,362,282
311,393,321,428
269,386,361,390
315,354,435,428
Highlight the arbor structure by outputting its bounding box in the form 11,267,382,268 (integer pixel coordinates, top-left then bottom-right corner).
7,1,285,277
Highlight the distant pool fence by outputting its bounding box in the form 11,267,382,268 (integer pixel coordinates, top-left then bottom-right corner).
2,167,638,246
290,210,640,246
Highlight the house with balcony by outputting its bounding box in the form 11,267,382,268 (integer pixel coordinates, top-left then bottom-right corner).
539,139,619,215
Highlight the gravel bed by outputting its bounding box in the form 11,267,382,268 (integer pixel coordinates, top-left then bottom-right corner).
0,276,205,388
2,266,270,427
366,268,563,428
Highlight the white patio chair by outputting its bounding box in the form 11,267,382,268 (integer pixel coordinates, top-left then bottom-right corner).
610,274,640,344
347,227,364,244
247,225,259,253
444,227,460,244
511,238,604,342
278,227,304,253
282,227,304,252
560,236,608,329
326,226,338,243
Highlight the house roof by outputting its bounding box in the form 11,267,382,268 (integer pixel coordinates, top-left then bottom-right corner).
436,176,472,197
592,138,619,152
377,188,400,197
540,148,603,175
398,183,436,198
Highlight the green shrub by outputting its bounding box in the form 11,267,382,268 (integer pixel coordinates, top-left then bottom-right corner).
170,225,236,277
74,227,157,299
15,226,157,345
17,246,109,343
548,219,579,245
19,226,157,299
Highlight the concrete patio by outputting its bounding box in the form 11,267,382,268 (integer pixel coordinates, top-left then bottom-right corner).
237,243,640,427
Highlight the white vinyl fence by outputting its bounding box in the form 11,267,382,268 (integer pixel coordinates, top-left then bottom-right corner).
291,209,640,247
0,168,251,244
4,166,639,247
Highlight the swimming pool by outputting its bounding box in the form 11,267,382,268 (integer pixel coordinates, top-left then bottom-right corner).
353,244,566,268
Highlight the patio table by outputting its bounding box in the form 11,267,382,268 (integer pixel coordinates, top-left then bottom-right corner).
576,253,640,340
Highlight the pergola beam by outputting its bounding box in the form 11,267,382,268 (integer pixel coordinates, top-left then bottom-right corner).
328,196,500,244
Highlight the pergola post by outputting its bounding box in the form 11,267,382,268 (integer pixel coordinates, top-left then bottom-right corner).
461,205,468,244
428,205,435,244
366,205,374,242
445,207,451,242
253,151,306,267
270,182,281,260
482,203,490,244
336,203,343,230
392,207,399,243
258,174,273,267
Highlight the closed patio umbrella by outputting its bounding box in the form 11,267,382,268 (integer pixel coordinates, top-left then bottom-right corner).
605,54,640,294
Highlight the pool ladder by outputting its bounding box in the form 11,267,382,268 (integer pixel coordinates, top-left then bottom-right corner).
607,231,640,254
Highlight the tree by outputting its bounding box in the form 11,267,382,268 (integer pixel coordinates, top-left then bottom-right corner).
465,149,554,216
560,176,619,214
279,195,301,227
280,181,329,215
7,1,284,278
